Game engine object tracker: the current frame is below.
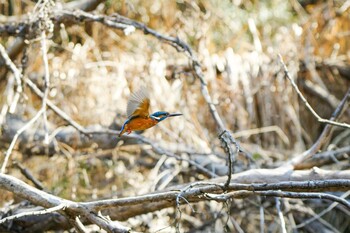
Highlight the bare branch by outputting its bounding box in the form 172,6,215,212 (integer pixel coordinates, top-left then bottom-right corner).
1,169,350,231
294,146,350,169
275,197,287,233
0,173,130,233
278,56,350,168
278,54,350,129
257,191,350,209
285,85,350,168
74,216,89,233
0,1,55,173
0,43,23,92
0,41,23,119
13,161,45,190
0,203,67,225
82,168,350,212
295,190,350,229
259,199,265,233
40,30,50,145
219,130,239,188
208,190,350,210
1,107,45,173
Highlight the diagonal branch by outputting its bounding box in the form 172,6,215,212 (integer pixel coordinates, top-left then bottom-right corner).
0,203,67,225
279,54,350,168
0,173,130,233
278,54,350,129
285,86,350,168
1,108,45,173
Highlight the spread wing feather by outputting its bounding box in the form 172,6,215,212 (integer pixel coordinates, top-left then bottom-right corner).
127,87,150,118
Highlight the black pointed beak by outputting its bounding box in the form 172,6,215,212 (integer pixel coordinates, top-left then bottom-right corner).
168,113,182,117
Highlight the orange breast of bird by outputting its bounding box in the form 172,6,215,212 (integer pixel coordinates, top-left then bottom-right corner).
125,117,158,132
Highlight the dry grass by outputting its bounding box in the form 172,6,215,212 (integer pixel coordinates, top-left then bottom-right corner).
0,0,350,232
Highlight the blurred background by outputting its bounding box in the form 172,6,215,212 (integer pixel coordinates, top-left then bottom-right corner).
0,0,350,232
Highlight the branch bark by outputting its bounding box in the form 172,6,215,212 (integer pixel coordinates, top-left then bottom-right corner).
1,168,350,231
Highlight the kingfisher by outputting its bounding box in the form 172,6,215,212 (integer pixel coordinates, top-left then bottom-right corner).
118,87,182,137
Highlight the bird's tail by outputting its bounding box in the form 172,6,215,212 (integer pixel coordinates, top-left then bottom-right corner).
118,120,129,137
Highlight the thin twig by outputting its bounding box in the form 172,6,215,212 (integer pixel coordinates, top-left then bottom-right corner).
219,130,238,188
24,78,91,134
74,216,89,233
278,54,350,129
207,190,350,210
284,86,350,167
0,43,23,112
33,0,54,146
0,2,57,173
175,181,224,224
258,190,350,209
279,54,350,168
0,203,66,225
1,108,45,173
40,30,50,145
259,198,265,233
275,197,287,233
13,161,45,190
0,40,54,173
294,146,350,169
295,190,350,229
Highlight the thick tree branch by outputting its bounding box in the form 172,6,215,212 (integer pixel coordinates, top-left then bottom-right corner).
293,146,350,169
0,173,129,232
1,168,350,231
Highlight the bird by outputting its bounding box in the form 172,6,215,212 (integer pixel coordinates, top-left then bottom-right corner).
118,87,182,137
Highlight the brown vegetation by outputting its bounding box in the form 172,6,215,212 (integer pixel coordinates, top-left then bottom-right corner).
0,0,349,232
